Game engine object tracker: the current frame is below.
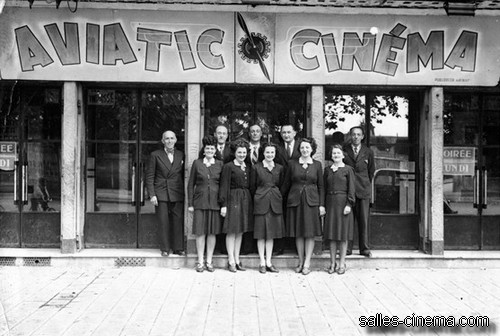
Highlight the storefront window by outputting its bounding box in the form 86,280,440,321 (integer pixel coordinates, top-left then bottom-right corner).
324,91,417,214
204,88,306,143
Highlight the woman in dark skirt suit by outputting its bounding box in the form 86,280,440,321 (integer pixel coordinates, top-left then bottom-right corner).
281,137,325,275
187,135,223,272
250,143,285,274
323,144,355,275
219,139,253,272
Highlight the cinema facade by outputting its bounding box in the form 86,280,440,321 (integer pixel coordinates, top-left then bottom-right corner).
0,0,499,255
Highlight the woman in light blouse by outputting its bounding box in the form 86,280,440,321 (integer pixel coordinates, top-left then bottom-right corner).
187,135,223,272
250,143,285,273
281,137,325,275
219,139,253,272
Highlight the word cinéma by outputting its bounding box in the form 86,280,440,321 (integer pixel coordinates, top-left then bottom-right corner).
15,21,477,76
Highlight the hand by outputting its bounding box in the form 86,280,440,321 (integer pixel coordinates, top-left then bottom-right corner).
188,206,194,212
150,196,158,206
220,207,227,217
319,206,326,217
343,205,351,215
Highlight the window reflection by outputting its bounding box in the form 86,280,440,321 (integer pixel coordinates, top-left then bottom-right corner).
324,92,416,214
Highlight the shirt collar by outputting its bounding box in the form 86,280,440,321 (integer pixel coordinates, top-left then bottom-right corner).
263,160,275,170
331,162,345,171
233,159,246,169
298,157,313,165
203,157,215,166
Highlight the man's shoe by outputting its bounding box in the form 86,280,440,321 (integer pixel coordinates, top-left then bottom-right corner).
161,251,169,257
360,250,372,257
173,250,186,256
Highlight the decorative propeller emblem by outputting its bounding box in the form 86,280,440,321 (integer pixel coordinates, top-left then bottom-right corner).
236,13,271,81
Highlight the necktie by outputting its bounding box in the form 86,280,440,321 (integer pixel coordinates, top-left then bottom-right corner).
252,146,258,164
287,143,292,158
353,146,359,157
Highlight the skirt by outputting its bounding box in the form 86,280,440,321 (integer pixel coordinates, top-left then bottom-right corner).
192,209,222,236
253,210,285,240
223,188,253,234
286,192,322,238
323,194,353,241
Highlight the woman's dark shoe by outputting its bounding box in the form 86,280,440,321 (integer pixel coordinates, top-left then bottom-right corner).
301,267,311,275
266,265,279,273
236,262,246,271
326,263,338,274
295,265,303,273
337,264,346,275
195,262,205,272
228,263,237,273
259,265,266,274
205,263,215,272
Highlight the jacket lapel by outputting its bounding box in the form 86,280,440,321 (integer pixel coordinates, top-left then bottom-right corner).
159,150,172,171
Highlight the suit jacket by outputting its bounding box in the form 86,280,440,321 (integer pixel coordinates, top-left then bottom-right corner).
281,159,325,208
276,140,301,168
146,148,185,202
343,144,375,199
246,142,265,167
187,159,223,210
250,162,284,215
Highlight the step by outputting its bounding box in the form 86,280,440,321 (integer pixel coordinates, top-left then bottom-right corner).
1,249,499,269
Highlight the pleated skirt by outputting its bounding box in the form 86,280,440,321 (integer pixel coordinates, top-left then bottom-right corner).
286,192,322,238
253,210,285,240
192,209,222,236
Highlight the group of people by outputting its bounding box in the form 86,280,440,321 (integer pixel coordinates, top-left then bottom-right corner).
145,124,374,275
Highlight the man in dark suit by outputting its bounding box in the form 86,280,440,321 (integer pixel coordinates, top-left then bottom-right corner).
274,124,301,255
241,124,264,254
146,130,185,256
343,126,375,257
214,124,232,163
276,124,301,167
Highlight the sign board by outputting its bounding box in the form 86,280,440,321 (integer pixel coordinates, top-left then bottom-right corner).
0,142,17,171
443,147,475,176
1,8,500,85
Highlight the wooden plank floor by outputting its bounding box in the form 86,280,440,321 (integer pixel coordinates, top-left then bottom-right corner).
1,267,499,336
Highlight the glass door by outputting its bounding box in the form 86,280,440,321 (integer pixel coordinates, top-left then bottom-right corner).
84,87,185,248
443,92,500,249
0,83,62,247
324,90,420,249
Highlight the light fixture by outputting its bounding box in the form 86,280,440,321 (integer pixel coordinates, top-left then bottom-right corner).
444,1,477,16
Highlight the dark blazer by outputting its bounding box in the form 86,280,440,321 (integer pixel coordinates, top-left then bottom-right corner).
246,142,265,167
146,148,185,202
187,159,223,210
281,159,325,208
250,162,284,215
218,161,250,207
276,140,301,168
343,144,375,199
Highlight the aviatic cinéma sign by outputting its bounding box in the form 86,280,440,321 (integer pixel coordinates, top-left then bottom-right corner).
1,8,499,85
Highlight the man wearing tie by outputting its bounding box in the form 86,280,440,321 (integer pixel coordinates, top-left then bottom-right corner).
248,124,264,166
274,124,301,255
214,124,232,163
146,130,185,256
277,124,300,167
343,126,375,257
